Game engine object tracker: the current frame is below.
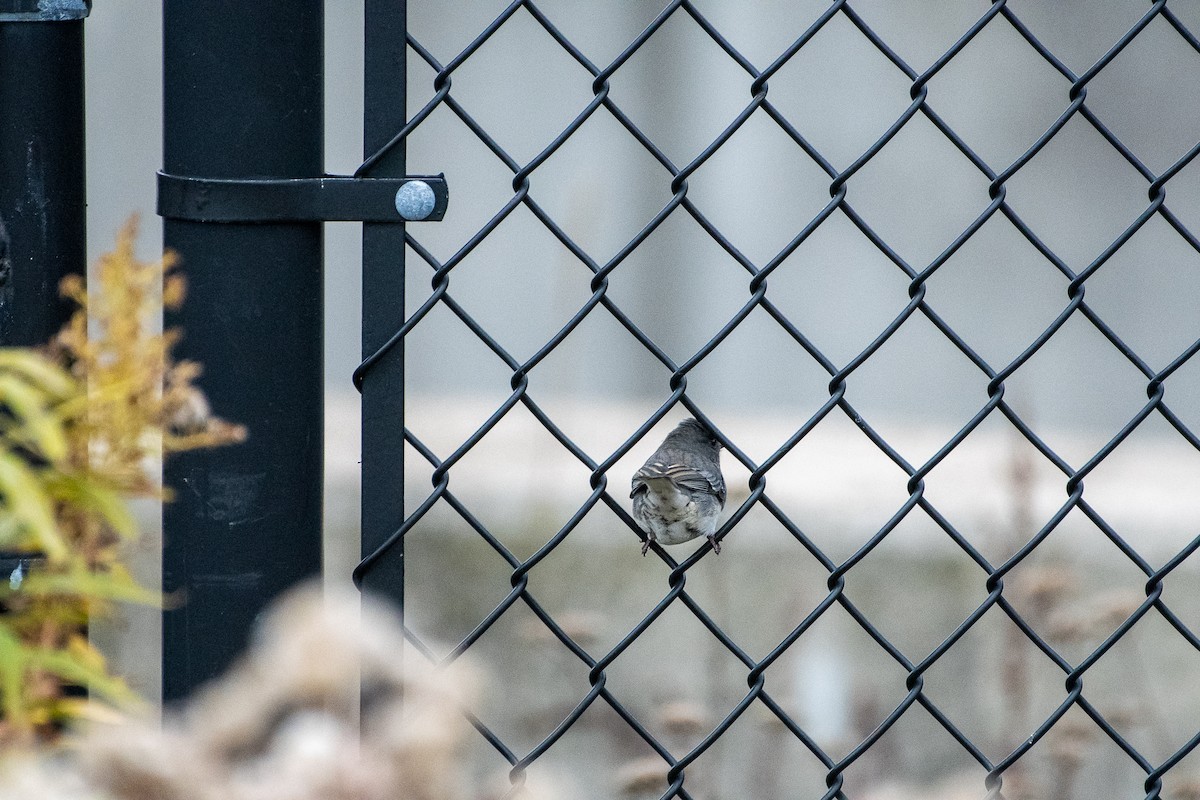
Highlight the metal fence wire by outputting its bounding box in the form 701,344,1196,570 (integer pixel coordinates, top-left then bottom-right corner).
352,2,1200,798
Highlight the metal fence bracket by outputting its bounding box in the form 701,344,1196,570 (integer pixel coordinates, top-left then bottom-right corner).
157,172,449,223
0,0,90,21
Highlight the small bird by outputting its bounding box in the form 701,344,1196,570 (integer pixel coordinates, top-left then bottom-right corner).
630,418,727,556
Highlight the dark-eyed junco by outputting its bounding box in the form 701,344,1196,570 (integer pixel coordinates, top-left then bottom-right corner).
630,418,727,555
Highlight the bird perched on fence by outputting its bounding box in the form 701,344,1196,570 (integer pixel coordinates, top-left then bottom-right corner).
630,418,727,556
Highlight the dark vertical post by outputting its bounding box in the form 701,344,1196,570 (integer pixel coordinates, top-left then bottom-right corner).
161,0,324,701
0,1,88,345
358,1,406,605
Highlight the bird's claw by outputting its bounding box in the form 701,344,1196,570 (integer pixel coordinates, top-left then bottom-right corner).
641,539,650,556
708,534,721,555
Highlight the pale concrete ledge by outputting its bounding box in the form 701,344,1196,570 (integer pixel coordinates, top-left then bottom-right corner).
333,393,1200,562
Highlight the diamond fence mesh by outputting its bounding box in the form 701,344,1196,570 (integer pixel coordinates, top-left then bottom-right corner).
353,2,1200,798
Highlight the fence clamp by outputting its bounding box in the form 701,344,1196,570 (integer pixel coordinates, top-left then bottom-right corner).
156,173,449,224
0,0,90,21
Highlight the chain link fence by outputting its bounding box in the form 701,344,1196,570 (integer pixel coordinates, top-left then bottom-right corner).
353,2,1200,798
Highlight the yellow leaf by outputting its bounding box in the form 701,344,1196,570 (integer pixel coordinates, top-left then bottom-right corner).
0,452,66,560
44,474,138,540
162,274,187,309
0,374,70,463
58,274,86,307
20,566,161,607
57,696,129,725
0,350,76,399
27,647,140,709
0,516,25,550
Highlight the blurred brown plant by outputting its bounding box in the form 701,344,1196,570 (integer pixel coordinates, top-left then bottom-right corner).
67,586,480,800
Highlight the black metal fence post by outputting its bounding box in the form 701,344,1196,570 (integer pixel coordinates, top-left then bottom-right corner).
0,0,89,346
160,0,324,701
357,0,407,606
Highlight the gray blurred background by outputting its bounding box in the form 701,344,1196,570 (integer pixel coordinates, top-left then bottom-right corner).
86,2,1200,798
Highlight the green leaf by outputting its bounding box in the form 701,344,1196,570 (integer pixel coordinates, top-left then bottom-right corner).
44,474,138,540
0,374,70,463
0,452,66,560
20,566,161,608
26,646,140,709
0,625,27,727
0,350,76,399
0,514,27,551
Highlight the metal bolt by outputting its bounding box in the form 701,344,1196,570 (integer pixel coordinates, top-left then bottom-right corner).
394,180,437,221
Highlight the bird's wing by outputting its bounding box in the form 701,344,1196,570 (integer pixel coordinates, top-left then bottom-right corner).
632,461,726,506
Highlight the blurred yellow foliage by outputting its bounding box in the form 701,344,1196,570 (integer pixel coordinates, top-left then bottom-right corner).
0,218,244,747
